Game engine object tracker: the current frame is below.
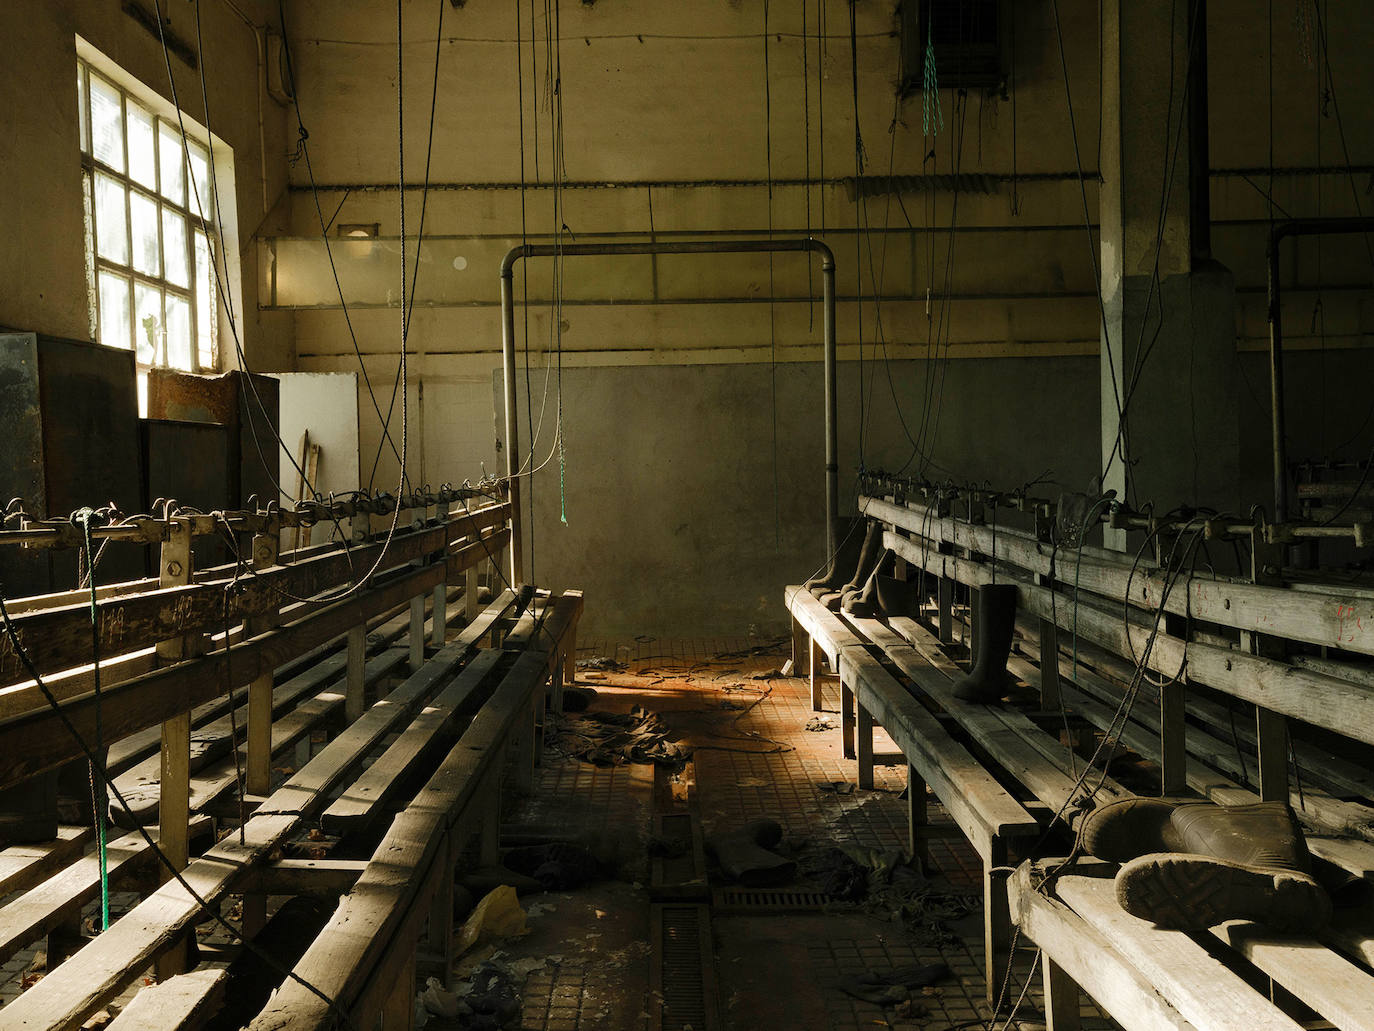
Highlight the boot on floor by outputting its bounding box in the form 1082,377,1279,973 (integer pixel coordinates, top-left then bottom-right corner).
706,818,797,887
952,583,1018,702
842,550,896,617
822,520,884,610
1110,801,1332,933
805,518,864,598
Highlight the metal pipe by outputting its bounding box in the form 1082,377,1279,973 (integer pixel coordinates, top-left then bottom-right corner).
498,238,840,585
1267,216,1374,522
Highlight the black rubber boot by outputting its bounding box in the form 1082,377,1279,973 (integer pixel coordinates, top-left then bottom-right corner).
824,521,884,611
706,818,796,887
1114,801,1332,932
1079,798,1185,863
952,584,1018,702
805,518,864,598
842,550,895,617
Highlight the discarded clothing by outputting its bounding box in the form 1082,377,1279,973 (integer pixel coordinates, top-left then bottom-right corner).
805,714,837,732
575,656,626,672
503,841,603,891
548,706,689,768
838,962,950,1007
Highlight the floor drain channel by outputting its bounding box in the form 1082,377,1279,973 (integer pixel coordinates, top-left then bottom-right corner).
712,888,834,913
650,903,718,1031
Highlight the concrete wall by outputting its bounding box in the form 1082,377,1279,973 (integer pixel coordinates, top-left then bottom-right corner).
0,0,294,372
271,0,1374,636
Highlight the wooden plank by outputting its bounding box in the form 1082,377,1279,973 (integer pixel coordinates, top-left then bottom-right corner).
0,626,464,1031
240,859,368,898
106,969,227,1031
881,615,1130,814
865,493,1374,659
0,561,447,789
247,647,571,1030
0,826,91,898
0,818,211,968
836,646,1038,856
1008,862,1198,1031
321,648,506,834
1209,919,1374,1031
1053,866,1306,1031
885,528,1374,750
782,586,865,666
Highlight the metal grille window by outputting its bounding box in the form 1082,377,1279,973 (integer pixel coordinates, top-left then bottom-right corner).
78,57,220,396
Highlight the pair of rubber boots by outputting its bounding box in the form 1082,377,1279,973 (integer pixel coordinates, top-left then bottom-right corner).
804,521,922,619
806,520,888,616
1081,797,1332,933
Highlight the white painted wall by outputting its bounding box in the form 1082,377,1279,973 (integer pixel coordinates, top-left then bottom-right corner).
275,371,360,546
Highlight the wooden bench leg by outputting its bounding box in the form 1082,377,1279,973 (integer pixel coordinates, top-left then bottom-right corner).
808,639,823,711
346,624,367,722
465,564,481,622
792,616,811,679
409,594,426,674
428,841,457,988
382,947,417,1029
857,704,874,790
841,679,856,760
938,572,954,644
907,766,928,868
431,583,448,647
984,837,1011,1008
1043,955,1081,1031
481,793,501,867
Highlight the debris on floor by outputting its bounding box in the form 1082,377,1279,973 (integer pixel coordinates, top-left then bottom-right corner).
547,706,689,768
575,656,626,672
837,961,950,1008
805,714,837,732
456,886,529,956
503,841,604,890
707,817,798,886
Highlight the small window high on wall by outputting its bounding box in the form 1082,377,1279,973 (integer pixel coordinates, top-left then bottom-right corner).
77,47,227,411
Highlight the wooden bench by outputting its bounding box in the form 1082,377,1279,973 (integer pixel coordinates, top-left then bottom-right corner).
784,584,1039,1002
850,487,1374,1030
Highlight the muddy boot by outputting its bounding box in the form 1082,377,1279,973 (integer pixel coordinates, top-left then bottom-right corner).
707,818,796,887
952,584,1018,702
1115,801,1332,932
823,521,884,611
806,518,864,598
842,550,895,617
1079,797,1184,863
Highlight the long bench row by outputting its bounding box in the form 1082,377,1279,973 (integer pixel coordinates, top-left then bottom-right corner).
786,491,1374,1029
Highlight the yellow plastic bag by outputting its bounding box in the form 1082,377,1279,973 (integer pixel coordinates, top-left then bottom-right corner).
455,885,528,955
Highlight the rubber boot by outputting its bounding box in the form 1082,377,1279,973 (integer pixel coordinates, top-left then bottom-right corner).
1115,801,1332,932
706,818,796,887
842,550,895,617
822,521,883,611
805,518,864,598
952,584,1018,702
1079,797,1185,863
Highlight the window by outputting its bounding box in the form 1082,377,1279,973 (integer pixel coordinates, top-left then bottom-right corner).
900,0,1004,93
78,56,221,402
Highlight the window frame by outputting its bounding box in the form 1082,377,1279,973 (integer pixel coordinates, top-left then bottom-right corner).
78,54,221,380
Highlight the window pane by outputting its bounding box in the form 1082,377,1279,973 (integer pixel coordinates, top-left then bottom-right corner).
89,74,124,172
158,122,186,205
165,294,192,371
162,208,189,287
77,67,89,154
194,231,216,369
129,190,160,277
187,139,212,217
126,101,157,190
98,270,132,351
134,282,162,365
94,172,128,265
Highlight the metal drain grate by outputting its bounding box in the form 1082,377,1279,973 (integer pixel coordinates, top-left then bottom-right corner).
712,888,834,913
651,903,718,1031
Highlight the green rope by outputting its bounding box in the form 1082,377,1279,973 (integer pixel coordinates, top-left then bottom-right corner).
922,15,943,137
80,514,110,932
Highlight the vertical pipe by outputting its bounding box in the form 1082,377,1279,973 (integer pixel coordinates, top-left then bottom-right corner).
1187,0,1210,264
1268,232,1287,522
820,248,839,557
500,261,524,586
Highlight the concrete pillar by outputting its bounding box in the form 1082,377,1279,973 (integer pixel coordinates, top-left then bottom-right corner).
1099,0,1238,539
